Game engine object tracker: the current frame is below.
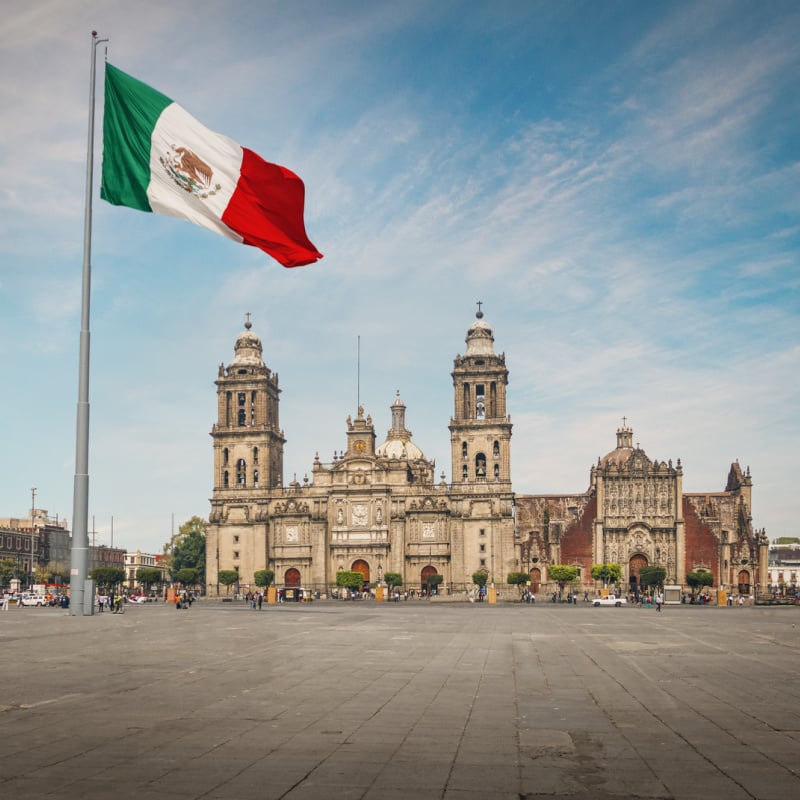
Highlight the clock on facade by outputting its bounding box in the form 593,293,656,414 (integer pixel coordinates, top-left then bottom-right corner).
354,440,366,452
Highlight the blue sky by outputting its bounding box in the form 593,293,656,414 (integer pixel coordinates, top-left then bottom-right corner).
1,0,797,555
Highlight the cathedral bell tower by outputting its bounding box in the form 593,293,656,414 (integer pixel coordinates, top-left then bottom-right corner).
211,316,285,493
449,305,512,484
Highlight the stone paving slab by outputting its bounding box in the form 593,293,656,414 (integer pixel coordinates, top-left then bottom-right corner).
1,600,799,799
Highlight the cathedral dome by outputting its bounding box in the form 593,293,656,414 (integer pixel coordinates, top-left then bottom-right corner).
599,425,635,467
375,391,425,460
465,307,495,356
231,317,264,367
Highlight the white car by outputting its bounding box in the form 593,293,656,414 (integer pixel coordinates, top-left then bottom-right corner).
592,594,627,607
19,593,47,607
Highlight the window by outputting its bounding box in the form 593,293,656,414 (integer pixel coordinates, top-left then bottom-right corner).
233,535,239,544
462,465,468,480
476,384,485,419
479,528,485,536
475,453,486,478
253,446,259,464
233,551,239,560
236,458,246,485
493,441,499,458
237,393,246,426
238,408,246,426
223,471,229,487
253,470,259,487
480,559,486,567
494,464,500,479
462,442,468,459
223,448,229,466
480,543,485,552
251,391,257,424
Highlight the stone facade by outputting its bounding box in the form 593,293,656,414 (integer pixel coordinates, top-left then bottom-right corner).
516,430,768,597
206,311,768,598
206,310,515,596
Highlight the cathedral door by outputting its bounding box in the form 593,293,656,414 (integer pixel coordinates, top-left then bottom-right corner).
421,565,438,593
737,570,750,595
352,559,370,586
284,568,301,587
629,554,648,588
529,568,541,594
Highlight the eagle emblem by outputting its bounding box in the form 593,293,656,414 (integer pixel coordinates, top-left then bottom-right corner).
160,145,222,198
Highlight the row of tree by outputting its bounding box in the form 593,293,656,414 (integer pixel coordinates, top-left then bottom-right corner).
505,562,714,595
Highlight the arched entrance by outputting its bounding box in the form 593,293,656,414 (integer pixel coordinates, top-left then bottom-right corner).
284,568,301,587
629,554,648,588
352,559,370,586
421,565,438,593
737,570,751,595
529,567,541,594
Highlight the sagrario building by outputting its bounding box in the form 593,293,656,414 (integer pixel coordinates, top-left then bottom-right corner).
205,309,768,599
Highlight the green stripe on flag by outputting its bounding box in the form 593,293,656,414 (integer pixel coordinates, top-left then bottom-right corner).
101,63,173,212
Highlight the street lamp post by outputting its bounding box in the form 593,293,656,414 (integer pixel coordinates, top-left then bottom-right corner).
30,487,36,590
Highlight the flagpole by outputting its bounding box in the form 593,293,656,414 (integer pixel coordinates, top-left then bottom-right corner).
69,31,107,616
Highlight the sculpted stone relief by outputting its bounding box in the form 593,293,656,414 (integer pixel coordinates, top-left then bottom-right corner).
604,477,674,522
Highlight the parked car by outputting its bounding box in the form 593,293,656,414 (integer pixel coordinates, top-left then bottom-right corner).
592,594,627,607
19,593,47,607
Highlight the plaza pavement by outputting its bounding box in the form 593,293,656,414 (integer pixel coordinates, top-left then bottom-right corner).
1,598,798,800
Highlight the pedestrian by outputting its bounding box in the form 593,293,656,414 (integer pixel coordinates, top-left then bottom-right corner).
584,590,589,603
98,595,105,613
2,592,9,611
655,590,663,612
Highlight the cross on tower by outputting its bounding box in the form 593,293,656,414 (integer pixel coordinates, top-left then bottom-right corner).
622,415,627,428
245,311,252,329
476,300,483,318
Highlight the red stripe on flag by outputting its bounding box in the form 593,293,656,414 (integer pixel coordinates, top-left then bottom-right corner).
222,147,323,268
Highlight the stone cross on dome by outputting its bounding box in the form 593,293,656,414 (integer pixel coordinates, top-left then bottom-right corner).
476,300,483,318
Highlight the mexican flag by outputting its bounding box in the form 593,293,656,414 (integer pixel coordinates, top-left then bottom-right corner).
101,63,322,268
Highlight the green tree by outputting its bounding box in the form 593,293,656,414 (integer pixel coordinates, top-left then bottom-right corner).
472,570,489,588
218,570,239,595
34,566,55,585
89,566,126,592
426,574,444,594
591,563,622,586
254,569,274,589
383,572,403,592
548,564,579,592
0,558,21,589
174,567,199,588
686,570,714,598
335,571,364,596
136,567,162,593
506,572,529,595
639,566,666,588
168,516,207,584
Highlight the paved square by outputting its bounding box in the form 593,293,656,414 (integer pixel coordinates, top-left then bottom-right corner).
1,600,798,799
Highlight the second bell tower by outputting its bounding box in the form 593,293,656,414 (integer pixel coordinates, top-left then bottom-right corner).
449,305,512,484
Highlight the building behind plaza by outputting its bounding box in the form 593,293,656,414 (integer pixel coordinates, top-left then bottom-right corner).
206,310,770,599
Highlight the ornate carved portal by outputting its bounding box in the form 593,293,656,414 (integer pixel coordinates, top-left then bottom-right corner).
529,567,541,594
629,554,648,587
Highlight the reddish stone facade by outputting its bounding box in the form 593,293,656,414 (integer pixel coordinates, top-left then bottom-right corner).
515,427,767,596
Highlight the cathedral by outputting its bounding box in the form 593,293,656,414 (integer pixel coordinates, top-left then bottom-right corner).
205,310,768,599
